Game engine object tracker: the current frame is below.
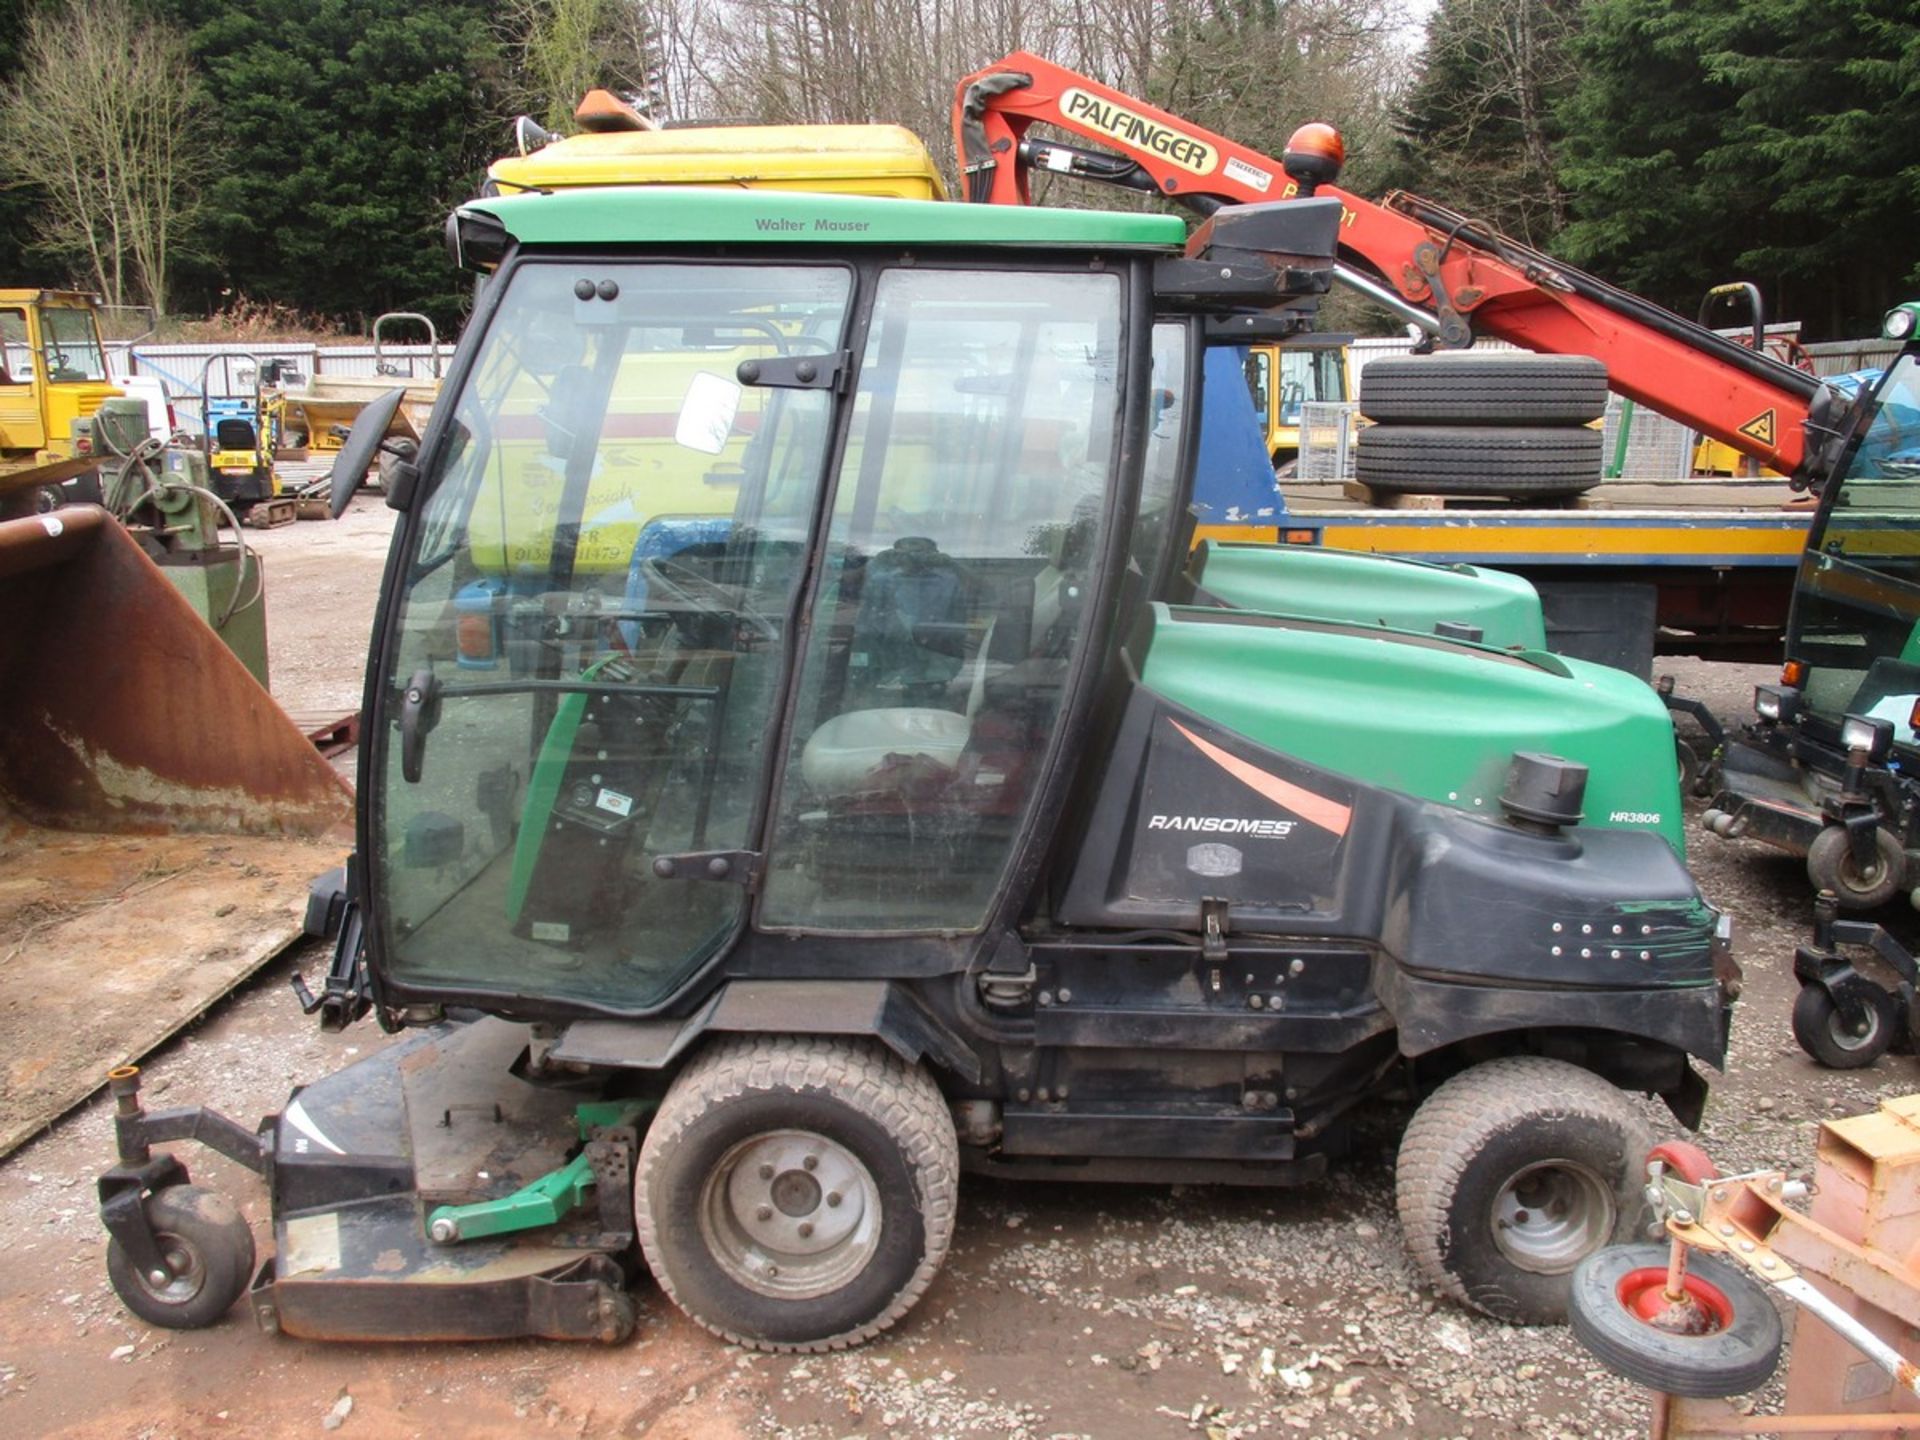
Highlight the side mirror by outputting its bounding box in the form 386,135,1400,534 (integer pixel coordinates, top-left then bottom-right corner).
328,388,407,519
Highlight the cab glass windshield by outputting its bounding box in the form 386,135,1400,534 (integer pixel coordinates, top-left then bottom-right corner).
374,260,852,1010
41,307,108,381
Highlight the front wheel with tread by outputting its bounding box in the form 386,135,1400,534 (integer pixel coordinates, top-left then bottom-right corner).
1806,824,1904,910
1570,1243,1783,1397
104,1185,255,1329
1792,981,1897,1069
1397,1057,1652,1325
635,1036,958,1352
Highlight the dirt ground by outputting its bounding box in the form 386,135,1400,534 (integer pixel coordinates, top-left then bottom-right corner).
3,498,1912,1439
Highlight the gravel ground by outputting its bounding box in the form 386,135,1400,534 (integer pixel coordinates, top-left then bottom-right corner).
1,501,1911,1439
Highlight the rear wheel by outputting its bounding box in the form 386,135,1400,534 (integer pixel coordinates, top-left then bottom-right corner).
1807,824,1903,910
1569,1243,1783,1397
104,1185,255,1329
1791,981,1897,1069
635,1036,958,1351
1355,426,1603,497
1397,1057,1652,1324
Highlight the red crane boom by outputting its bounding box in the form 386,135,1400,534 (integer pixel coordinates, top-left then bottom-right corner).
954,52,1821,478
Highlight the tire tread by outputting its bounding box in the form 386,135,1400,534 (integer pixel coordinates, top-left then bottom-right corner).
635,1035,957,1353
1360,354,1609,425
1396,1057,1651,1322
1355,425,1602,494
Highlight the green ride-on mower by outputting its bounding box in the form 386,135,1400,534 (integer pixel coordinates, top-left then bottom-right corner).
1706,305,1920,1067
98,185,1735,1351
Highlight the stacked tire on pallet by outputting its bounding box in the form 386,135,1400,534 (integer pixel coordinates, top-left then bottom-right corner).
1355,352,1610,500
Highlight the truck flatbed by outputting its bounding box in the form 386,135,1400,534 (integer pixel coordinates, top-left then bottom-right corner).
1269,479,1818,667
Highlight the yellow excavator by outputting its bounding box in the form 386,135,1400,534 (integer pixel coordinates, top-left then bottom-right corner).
0,289,126,513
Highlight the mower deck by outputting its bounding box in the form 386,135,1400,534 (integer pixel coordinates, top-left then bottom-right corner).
118,1018,640,1344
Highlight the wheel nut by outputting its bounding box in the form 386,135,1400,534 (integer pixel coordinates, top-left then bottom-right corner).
827,1191,842,1207
756,1205,773,1221
149,1269,170,1285
799,1223,814,1238
765,1264,779,1278
803,1154,818,1172
759,1163,775,1180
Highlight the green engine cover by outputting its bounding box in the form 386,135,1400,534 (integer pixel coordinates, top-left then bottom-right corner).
1138,604,1684,853
1191,541,1547,651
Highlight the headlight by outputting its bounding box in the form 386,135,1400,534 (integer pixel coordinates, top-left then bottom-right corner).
1754,684,1800,722
1886,304,1920,341
1840,713,1895,762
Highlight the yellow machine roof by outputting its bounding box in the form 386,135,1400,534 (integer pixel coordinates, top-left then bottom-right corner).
487,123,948,201
0,289,100,308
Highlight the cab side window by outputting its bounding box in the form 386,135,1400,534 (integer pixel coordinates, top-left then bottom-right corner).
762,268,1124,932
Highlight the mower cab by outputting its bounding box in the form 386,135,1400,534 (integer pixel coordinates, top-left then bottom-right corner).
100,183,1733,1352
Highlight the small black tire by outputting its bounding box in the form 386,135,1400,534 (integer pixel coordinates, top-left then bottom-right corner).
105,1185,255,1329
1569,1243,1784,1397
635,1036,958,1352
1359,354,1609,425
1397,1057,1652,1325
1675,738,1700,796
1355,425,1603,496
1806,824,1903,910
1792,980,1898,1069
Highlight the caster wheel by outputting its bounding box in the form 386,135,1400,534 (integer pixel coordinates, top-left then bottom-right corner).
1647,1141,1720,1184
105,1185,255,1329
1570,1243,1783,1398
1807,825,1903,910
1792,982,1898,1069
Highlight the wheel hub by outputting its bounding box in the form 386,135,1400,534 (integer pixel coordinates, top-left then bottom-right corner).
1492,1159,1614,1274
704,1129,881,1298
143,1235,206,1303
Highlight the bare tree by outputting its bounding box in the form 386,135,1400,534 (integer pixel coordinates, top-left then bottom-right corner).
507,0,670,127
1403,0,1582,240
0,0,209,314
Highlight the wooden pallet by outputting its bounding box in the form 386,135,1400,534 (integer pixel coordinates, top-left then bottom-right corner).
1341,480,1595,511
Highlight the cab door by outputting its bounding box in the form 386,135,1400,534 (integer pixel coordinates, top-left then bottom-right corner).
366,259,854,1013
759,266,1126,932
0,306,45,451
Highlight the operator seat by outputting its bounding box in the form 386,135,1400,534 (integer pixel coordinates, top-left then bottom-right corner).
800,536,987,797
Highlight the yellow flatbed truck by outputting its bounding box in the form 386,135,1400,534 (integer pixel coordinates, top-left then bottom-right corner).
1269,476,1820,670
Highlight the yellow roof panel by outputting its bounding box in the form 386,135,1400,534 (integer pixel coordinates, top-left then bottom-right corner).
489,123,946,201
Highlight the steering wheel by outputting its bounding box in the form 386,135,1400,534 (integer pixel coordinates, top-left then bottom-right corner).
639,556,777,644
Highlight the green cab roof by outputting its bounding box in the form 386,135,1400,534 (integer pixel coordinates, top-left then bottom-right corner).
464,185,1189,252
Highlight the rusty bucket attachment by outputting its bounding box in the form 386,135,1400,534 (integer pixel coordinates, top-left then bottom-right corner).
0,506,353,1156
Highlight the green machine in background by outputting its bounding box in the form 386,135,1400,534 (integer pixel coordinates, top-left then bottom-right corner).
82,396,271,688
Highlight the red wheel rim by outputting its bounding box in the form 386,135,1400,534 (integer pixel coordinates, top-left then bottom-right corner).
1616,1266,1734,1332
1648,1141,1721,1184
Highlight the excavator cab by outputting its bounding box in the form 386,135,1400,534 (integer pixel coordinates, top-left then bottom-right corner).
0,289,123,513
1242,332,1352,472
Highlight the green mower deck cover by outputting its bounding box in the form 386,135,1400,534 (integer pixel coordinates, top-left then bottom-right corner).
1192,541,1547,651
1139,604,1684,853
